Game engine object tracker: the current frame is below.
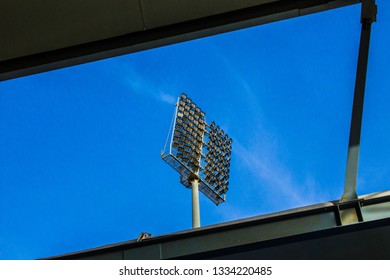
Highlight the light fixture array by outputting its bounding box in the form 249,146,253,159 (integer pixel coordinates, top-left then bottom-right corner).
162,93,232,205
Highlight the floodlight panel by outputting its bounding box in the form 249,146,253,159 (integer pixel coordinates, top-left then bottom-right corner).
162,93,233,205
169,94,207,177
202,122,233,196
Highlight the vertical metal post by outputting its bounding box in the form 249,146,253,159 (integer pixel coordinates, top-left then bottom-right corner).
191,178,200,228
341,0,377,202
190,119,206,229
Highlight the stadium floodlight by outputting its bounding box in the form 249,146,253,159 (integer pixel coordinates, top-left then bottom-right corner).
162,93,233,228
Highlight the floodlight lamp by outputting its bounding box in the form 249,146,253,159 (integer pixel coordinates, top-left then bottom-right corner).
173,133,180,140
214,183,223,190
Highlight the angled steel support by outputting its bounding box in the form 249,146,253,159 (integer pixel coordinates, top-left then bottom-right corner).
341,0,377,202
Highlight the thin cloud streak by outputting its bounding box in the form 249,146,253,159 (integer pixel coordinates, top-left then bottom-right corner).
159,92,176,105
234,140,310,207
115,61,176,105
215,50,330,213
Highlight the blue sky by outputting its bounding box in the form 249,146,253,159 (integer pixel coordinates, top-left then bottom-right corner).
1,2,390,260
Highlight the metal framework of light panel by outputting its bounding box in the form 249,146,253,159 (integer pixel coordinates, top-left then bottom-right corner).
162,93,232,205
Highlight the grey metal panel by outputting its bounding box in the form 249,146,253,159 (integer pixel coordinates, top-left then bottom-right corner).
206,224,390,259
160,212,337,259
362,201,390,222
140,0,277,29
76,251,124,260
0,0,144,61
124,244,162,260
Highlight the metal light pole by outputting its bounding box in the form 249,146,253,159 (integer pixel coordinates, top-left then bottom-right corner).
341,0,377,202
191,178,200,228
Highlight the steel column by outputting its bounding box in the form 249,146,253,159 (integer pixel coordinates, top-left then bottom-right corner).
191,179,201,228
341,0,377,202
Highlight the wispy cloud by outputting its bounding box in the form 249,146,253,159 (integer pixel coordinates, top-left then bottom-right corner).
212,49,330,218
159,92,176,105
114,61,177,105
234,139,322,207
